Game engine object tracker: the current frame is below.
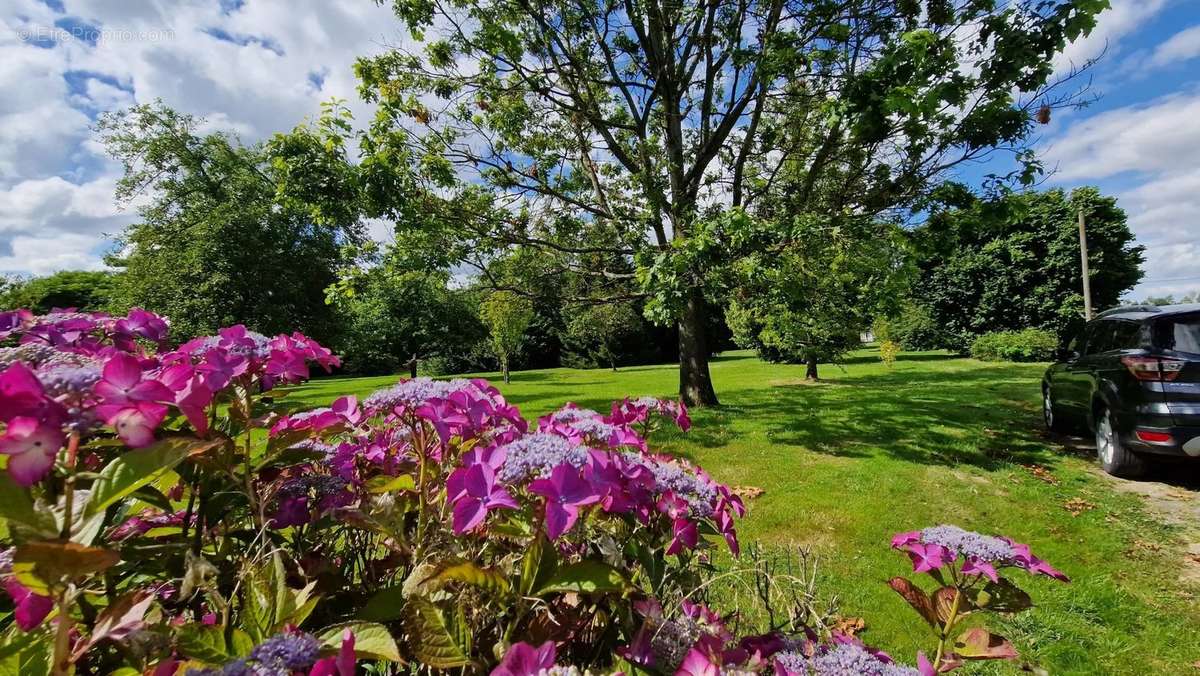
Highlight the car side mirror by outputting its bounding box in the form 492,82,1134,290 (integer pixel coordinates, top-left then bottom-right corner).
1057,348,1079,362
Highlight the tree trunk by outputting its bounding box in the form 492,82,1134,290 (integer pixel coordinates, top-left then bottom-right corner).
805,355,819,381
409,354,418,379
678,287,720,407
502,360,510,384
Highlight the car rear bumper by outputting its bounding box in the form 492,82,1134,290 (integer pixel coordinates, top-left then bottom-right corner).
1123,426,1200,458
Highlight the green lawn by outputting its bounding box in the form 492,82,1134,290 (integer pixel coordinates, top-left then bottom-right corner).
284,349,1200,674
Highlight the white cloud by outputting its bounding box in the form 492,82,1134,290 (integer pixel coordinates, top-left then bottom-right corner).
1052,0,1170,74
1145,24,1200,71
1041,90,1200,181
0,0,404,276
1042,88,1200,300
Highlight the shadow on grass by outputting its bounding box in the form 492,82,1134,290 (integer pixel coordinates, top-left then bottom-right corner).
713,365,1059,471
833,352,962,366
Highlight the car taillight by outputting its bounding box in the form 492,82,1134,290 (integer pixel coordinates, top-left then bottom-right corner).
1121,355,1185,381
1135,429,1174,443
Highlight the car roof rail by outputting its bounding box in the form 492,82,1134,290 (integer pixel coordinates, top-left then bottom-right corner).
1096,304,1163,318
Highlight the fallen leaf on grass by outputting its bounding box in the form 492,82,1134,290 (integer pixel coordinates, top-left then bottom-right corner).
1128,540,1163,557
1022,464,1059,485
732,485,766,500
1063,497,1095,516
831,616,866,637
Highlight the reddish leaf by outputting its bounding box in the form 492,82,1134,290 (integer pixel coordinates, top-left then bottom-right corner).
12,541,120,592
950,627,1018,661
71,590,154,661
888,577,937,627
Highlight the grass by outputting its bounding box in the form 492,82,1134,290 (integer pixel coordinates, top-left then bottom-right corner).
284,349,1200,674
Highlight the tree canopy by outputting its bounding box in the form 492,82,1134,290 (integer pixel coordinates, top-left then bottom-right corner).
349,0,1109,404
0,270,120,315
97,102,364,343
908,186,1144,351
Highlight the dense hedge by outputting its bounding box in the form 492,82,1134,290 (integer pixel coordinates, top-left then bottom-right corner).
970,328,1058,362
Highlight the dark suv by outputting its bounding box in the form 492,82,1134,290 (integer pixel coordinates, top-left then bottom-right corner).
1042,304,1200,477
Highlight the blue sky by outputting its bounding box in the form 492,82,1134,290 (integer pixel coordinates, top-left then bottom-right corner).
0,0,1197,300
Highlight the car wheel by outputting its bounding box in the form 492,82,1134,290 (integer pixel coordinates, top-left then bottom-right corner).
1043,386,1067,432
1095,406,1145,477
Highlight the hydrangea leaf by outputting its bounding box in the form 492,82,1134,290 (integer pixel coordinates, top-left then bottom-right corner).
0,474,57,539
317,622,401,663
951,627,1019,660
402,600,470,668
175,624,233,664
86,437,226,517
12,542,120,593
974,577,1033,613
422,560,510,595
887,576,938,627
534,560,631,596
358,586,407,622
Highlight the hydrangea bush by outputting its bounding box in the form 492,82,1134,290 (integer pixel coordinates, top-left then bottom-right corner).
0,308,1068,675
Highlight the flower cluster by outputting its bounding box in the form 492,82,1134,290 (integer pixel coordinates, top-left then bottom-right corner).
0,310,338,486
502,603,932,676
186,629,355,676
891,525,1068,582
610,396,691,432
774,641,926,676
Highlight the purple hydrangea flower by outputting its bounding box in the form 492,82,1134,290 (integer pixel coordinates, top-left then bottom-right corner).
250,631,322,671
775,643,920,676
917,525,1015,563
36,364,102,398
363,377,466,413
809,643,919,676
626,454,718,517
497,433,589,483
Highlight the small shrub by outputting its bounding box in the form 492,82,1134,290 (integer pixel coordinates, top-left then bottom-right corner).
892,303,945,351
970,328,1058,362
880,339,901,368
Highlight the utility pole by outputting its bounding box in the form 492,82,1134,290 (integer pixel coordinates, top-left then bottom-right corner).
1078,209,1093,320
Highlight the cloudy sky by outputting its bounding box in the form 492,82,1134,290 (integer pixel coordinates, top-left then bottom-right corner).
1,0,1198,300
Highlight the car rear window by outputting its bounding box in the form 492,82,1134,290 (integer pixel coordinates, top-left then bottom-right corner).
1158,316,1200,355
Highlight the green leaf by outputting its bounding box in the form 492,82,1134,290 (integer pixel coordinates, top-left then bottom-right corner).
176,624,232,664
87,438,224,516
535,560,630,596
358,586,406,622
0,475,56,539
365,475,416,493
519,535,556,596
423,560,510,595
403,599,470,668
317,622,401,663
229,630,254,658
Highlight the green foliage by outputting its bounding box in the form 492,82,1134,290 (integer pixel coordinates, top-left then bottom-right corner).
726,214,911,376
97,102,362,343
350,0,1106,404
891,302,945,351
479,291,534,382
910,187,1143,352
970,329,1058,362
562,303,643,370
0,271,120,314
328,262,484,375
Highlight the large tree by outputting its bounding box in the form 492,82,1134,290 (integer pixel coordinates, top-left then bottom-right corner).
353,0,1107,405
910,186,1144,351
97,103,364,343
